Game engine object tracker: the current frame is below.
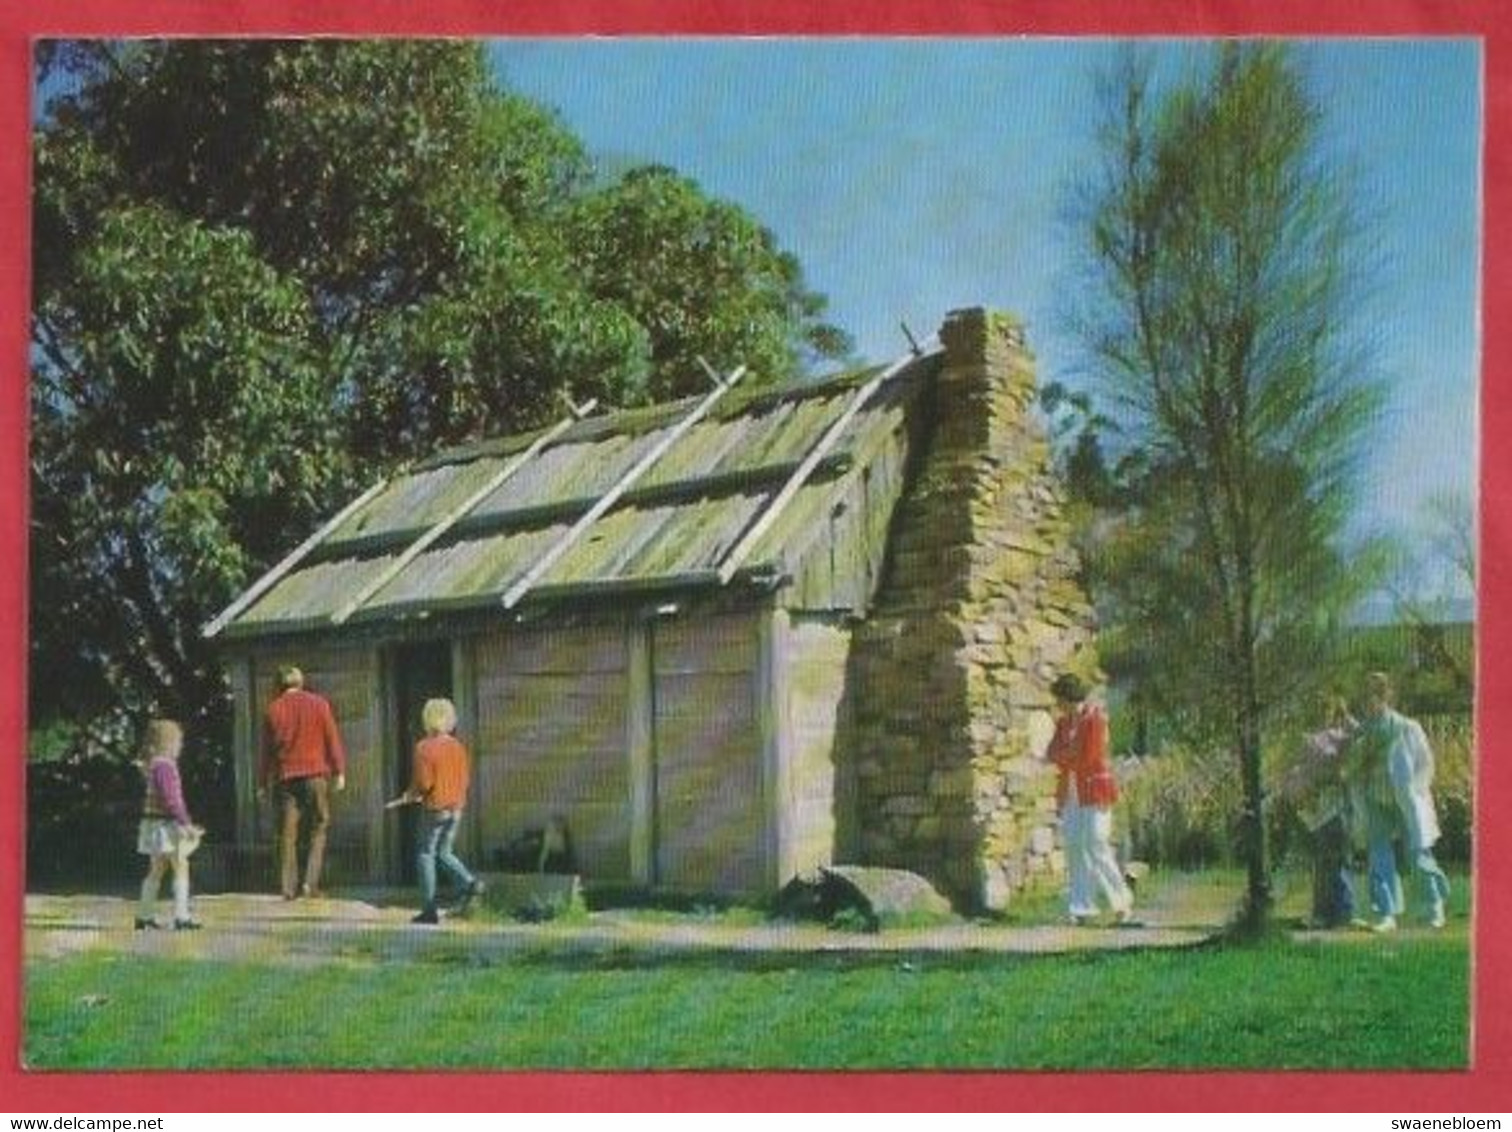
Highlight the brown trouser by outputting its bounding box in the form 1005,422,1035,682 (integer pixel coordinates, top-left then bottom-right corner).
277,776,331,898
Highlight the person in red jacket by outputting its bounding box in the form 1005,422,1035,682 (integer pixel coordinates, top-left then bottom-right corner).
1044,673,1135,927
260,665,347,899
388,697,483,924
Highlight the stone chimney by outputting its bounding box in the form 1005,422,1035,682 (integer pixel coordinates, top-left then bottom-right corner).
838,308,1098,911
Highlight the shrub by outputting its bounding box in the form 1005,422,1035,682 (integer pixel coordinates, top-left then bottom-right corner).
1423,714,1473,863
1122,711,1474,871
1116,746,1244,868
27,754,142,889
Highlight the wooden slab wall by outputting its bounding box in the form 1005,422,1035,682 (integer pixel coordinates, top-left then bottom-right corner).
652,613,765,893
784,417,911,613
473,624,632,878
783,615,851,877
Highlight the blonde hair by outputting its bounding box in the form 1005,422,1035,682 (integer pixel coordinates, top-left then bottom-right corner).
1321,693,1352,728
421,698,457,736
140,719,184,764
278,664,305,689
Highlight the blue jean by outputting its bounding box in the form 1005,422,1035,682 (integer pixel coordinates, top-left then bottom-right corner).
1365,827,1405,918
1411,849,1451,920
1364,799,1449,921
1310,816,1354,927
417,808,476,912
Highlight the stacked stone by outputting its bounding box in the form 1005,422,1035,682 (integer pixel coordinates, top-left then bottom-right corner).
846,308,1097,911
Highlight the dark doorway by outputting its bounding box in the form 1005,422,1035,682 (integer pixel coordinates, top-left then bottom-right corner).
389,640,453,882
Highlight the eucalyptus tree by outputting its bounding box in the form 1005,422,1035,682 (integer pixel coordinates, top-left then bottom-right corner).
31,39,849,782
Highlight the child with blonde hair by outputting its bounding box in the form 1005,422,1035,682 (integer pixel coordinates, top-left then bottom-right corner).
135,719,204,930
387,698,483,924
1288,693,1359,929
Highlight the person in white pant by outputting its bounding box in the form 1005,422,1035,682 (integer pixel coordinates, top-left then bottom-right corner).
1044,673,1136,927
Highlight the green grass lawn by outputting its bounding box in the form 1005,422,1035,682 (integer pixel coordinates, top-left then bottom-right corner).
25,929,1468,1070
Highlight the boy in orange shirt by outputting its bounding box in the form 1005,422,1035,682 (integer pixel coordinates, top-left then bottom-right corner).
389,698,484,924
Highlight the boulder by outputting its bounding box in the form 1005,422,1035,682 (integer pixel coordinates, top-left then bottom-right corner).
774,866,954,931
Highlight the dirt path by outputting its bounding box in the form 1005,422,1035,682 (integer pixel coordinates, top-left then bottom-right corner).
25,870,1248,966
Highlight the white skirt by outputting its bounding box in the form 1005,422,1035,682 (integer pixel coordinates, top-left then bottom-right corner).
137,819,201,857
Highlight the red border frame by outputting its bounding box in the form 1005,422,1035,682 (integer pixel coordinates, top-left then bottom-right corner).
3,0,1506,1113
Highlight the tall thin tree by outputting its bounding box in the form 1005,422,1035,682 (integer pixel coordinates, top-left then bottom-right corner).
1074,44,1381,927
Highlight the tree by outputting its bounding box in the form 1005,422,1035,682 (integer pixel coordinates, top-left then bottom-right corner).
31,39,851,800
566,165,853,400
30,204,341,826
1072,44,1382,927
34,41,643,460
1411,489,1476,595
1375,489,1476,705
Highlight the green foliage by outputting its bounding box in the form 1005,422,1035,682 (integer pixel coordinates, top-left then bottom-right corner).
1038,380,1123,510
26,752,143,888
1424,716,1474,862
31,203,341,740
827,906,879,933
473,888,588,925
1334,620,1474,719
1117,749,1245,868
566,165,852,400
30,40,850,811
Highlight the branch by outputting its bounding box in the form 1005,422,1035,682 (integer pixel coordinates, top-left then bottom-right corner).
116,527,199,712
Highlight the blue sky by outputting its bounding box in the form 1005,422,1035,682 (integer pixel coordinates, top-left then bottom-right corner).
489,38,1481,589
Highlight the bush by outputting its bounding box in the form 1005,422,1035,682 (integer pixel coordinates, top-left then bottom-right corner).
1116,747,1244,868
1121,711,1474,871
1423,714,1473,863
27,754,143,890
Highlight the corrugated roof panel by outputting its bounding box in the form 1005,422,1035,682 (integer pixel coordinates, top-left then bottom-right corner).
233,555,400,627
533,504,678,586
617,494,769,579
557,424,676,499
464,434,612,516
723,396,836,471
742,479,836,573
635,413,755,490
362,524,569,611
215,354,940,636
325,458,511,546
469,427,673,519
741,394,913,573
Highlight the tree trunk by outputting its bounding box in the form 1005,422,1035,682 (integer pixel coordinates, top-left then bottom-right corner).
1237,706,1270,929
1235,602,1272,931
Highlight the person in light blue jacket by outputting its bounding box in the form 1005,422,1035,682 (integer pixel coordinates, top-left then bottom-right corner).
1345,671,1450,932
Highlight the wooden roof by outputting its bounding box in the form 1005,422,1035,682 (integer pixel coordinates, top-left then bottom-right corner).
207,347,943,640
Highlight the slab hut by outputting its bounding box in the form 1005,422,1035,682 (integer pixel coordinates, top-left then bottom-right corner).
207,308,1097,910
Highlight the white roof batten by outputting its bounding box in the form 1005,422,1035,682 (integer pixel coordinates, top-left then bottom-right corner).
329,398,599,627
200,476,392,640
714,341,940,586
500,364,748,610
